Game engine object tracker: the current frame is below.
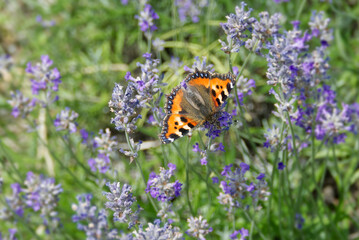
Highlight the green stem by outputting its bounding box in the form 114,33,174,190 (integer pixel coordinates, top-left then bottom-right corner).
267,122,285,228
295,0,307,20
134,158,158,212
45,107,97,178
173,141,194,215
124,130,158,212
0,140,23,182
26,120,92,192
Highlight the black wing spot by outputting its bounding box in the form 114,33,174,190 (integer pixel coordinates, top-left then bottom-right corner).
180,117,188,122
220,86,223,89
216,98,221,106
188,123,195,128
212,89,216,97
169,133,180,140
174,127,177,129
221,91,227,101
175,122,179,125
179,128,189,135
216,85,219,89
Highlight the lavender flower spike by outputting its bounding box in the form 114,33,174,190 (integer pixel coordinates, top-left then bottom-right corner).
103,182,140,229
54,107,79,133
146,163,183,202
187,215,213,240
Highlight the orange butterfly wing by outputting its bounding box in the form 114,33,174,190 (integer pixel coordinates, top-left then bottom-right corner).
209,73,235,108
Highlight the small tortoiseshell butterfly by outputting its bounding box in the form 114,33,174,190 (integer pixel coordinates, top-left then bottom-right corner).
160,69,235,144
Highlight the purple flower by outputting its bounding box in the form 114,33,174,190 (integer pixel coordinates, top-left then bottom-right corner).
218,163,270,212
54,107,79,133
192,142,201,152
135,4,159,39
246,182,255,192
278,162,286,170
200,157,208,165
309,11,333,46
217,142,225,152
219,2,256,53
23,172,63,215
36,15,56,27
26,55,61,105
256,173,265,180
0,229,18,240
103,182,140,229
0,183,24,219
204,110,233,140
230,228,249,240
184,56,214,73
72,194,119,239
7,91,36,118
295,213,305,230
175,0,208,23
110,54,162,133
235,75,256,106
187,216,212,239
88,153,111,174
221,164,233,176
146,164,183,202
212,177,219,184
94,128,117,155
133,219,182,239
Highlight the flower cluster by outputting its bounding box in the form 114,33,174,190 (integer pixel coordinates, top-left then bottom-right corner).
184,56,214,73
0,172,63,233
217,163,270,212
36,15,56,27
230,228,249,240
233,66,256,106
103,182,140,229
313,86,353,144
26,55,61,106
109,53,162,133
219,2,282,54
136,4,159,39
146,163,182,202
72,194,120,239
186,215,212,240
7,91,37,118
133,219,183,240
87,128,117,174
203,110,233,140
193,142,226,165
0,229,17,240
54,107,79,133
175,0,208,23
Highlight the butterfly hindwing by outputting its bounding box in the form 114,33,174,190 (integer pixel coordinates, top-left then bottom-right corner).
209,73,235,108
160,114,199,144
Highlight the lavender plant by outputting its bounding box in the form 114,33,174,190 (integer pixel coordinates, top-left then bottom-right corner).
1,1,358,239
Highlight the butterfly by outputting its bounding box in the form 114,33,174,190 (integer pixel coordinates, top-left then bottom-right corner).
160,69,235,144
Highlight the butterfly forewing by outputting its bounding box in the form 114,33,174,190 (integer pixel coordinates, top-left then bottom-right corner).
209,73,235,108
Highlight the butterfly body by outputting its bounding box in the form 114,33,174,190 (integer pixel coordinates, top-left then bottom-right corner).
160,70,235,144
